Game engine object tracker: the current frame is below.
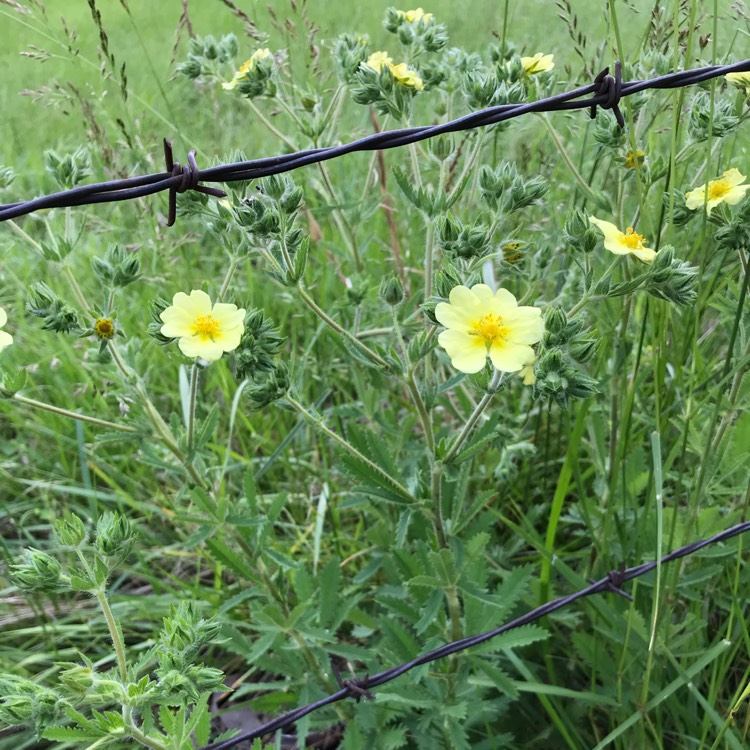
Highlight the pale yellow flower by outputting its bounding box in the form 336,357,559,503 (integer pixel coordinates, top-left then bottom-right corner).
389,62,424,90
435,284,544,374
519,359,536,385
222,48,273,90
398,7,433,22
589,217,656,264
725,71,750,93
365,51,393,74
160,290,245,362
685,168,749,215
521,53,554,75
0,307,13,352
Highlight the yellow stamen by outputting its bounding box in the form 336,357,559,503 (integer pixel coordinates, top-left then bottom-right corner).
94,318,114,340
708,178,730,200
471,313,506,345
619,227,646,250
192,314,222,341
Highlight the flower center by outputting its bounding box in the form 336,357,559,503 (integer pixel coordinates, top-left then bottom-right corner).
708,178,730,200
471,313,506,345
192,314,222,341
619,227,645,250
94,318,114,339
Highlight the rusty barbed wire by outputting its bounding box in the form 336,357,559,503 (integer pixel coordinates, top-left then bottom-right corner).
200,519,750,750
1,59,750,226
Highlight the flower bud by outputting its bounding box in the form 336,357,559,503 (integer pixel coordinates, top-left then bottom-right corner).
544,306,568,336
0,165,15,190
44,147,91,190
26,282,81,334
12,549,65,592
95,512,135,562
54,513,88,547
58,664,95,694
380,273,405,306
92,245,141,288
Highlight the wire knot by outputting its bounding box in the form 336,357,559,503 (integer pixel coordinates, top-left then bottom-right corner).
163,139,227,227
330,659,375,703
590,61,624,128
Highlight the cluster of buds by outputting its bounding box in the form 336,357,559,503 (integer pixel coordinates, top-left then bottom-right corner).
26,282,80,334
383,7,448,52
479,162,548,214
436,213,493,261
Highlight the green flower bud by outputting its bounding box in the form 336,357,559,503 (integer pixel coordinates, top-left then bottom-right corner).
44,147,91,190
58,664,95,694
54,513,88,547
434,263,464,298
235,196,280,237
564,209,599,253
245,361,290,409
11,548,65,593
646,247,698,307
333,33,370,83
569,338,600,363
235,309,286,381
148,297,173,346
345,284,367,306
187,665,225,693
544,306,569,336
175,57,204,79
92,244,141,288
26,282,81,334
380,273,405,306
95,511,135,562
0,165,15,191
688,92,739,141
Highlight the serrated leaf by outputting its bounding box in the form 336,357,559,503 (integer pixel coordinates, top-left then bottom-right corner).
205,537,258,582
42,726,107,741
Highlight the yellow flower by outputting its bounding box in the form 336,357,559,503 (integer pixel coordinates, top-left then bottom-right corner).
725,71,750,93
389,62,424,90
94,318,115,340
624,150,646,170
521,53,554,75
684,168,750,215
365,51,393,74
160,290,245,362
519,359,536,386
222,48,273,90
0,307,13,352
588,217,656,264
435,284,544,374
398,7,433,22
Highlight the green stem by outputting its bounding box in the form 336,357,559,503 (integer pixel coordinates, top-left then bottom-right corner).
285,394,414,501
444,370,503,464
13,394,138,433
296,286,388,368
431,461,447,548
187,363,200,455
423,220,436,301
96,590,128,683
247,99,297,150
217,255,242,301
62,265,91,316
6,219,45,257
539,115,601,206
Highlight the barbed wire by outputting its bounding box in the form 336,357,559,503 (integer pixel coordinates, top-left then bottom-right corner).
1,59,749,226
200,519,750,750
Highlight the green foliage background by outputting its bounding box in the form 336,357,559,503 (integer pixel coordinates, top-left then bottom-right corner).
1,1,750,749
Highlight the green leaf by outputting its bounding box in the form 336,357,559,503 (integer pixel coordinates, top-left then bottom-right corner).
318,557,341,629
205,537,258,582
42,726,107,741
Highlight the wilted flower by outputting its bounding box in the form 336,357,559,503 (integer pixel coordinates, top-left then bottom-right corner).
397,7,433,22
365,50,393,73
521,53,554,75
93,318,115,341
389,62,424,89
222,48,273,90
0,307,13,352
435,284,544,374
624,150,646,170
589,217,656,263
684,168,749,215
160,290,245,361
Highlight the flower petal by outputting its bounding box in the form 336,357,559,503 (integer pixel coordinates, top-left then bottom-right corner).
723,184,750,206
0,307,6,328
160,290,214,338
178,336,224,362
488,341,535,372
0,329,13,351
632,247,656,263
435,301,475,332
503,307,545,344
685,186,706,210
723,168,746,187
438,329,487,373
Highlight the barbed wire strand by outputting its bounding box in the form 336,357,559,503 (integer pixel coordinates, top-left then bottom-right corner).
200,519,750,750
1,59,749,225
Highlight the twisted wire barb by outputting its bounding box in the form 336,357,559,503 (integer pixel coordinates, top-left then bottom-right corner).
201,519,750,750
1,59,749,225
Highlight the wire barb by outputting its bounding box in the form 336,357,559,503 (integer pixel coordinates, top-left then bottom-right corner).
163,138,226,226
590,60,625,127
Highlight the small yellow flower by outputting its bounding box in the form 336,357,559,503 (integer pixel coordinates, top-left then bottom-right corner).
684,168,750,215
0,307,13,352
365,50,393,74
589,217,656,264
389,62,424,90
398,7,433,22
222,48,273,90
160,290,245,362
521,53,555,75
519,359,536,386
725,71,750,93
94,318,115,340
624,150,646,170
435,284,544,374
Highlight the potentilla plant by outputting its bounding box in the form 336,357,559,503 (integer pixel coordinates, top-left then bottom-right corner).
2,2,750,749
